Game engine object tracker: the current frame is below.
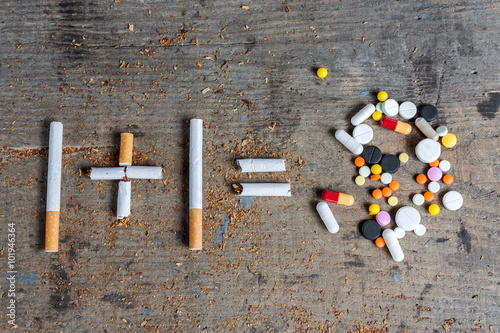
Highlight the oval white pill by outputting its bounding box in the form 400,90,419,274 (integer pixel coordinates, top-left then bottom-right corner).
439,160,451,172
359,166,371,177
382,229,404,262
399,101,417,120
316,202,339,233
352,124,374,144
428,181,440,193
412,194,425,206
394,227,406,239
376,102,383,112
351,104,376,126
335,129,364,155
436,126,448,137
395,206,421,231
442,191,463,211
382,99,399,117
414,224,427,236
415,138,441,163
380,173,392,185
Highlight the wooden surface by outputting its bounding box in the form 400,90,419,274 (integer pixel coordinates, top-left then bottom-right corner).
1,0,499,331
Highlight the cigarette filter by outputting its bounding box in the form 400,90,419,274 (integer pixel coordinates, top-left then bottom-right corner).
239,183,291,197
90,167,126,180
189,119,203,250
237,159,286,173
117,181,131,219
126,166,162,179
119,133,134,166
46,122,63,252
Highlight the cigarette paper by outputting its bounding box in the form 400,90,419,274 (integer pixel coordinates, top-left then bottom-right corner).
189,119,203,251
46,122,63,252
119,133,134,166
237,159,286,173
117,181,131,219
126,166,162,179
90,167,126,180
239,183,291,197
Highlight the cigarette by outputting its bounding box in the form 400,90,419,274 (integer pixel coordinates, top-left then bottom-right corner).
45,122,63,252
238,183,291,197
119,133,134,166
126,166,162,179
117,181,131,219
90,167,126,180
189,119,203,251
237,159,286,173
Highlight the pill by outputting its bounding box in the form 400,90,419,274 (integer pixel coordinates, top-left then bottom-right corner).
414,224,427,236
372,111,383,121
316,202,339,233
354,157,365,167
420,105,438,122
415,117,439,141
436,125,448,137
371,164,382,175
442,191,463,211
375,237,386,248
442,174,454,185
389,180,400,191
395,206,421,231
382,187,393,198
321,190,355,206
369,204,381,215
335,129,364,155
442,133,457,148
317,67,328,78
362,220,382,240
394,227,406,239
377,91,388,102
387,196,398,206
382,99,399,117
399,153,409,164
355,175,366,186
398,101,417,120
424,191,434,202
415,138,441,163
370,174,381,180
412,193,425,206
351,104,376,126
429,204,440,215
362,145,382,164
376,211,391,226
428,181,440,193
353,124,374,144
429,159,439,167
372,189,383,199
416,174,427,184
427,167,443,181
376,103,383,112
381,173,392,185
359,166,371,177
439,160,451,172
382,229,404,262
380,154,401,174
380,116,412,135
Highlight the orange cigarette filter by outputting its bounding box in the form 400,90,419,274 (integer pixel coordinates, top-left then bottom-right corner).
45,211,60,252
189,209,203,250
119,133,134,166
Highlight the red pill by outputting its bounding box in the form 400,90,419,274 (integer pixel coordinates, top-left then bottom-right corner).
380,116,412,135
321,190,355,206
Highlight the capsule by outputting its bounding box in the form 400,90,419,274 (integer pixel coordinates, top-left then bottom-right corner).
321,190,354,206
351,104,376,126
316,202,339,233
335,129,363,155
382,229,404,262
380,116,412,135
415,117,439,141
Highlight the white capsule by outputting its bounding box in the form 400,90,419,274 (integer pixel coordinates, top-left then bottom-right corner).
352,124,374,144
399,101,417,120
380,173,392,185
316,202,339,233
394,227,406,239
335,129,364,155
359,166,371,177
439,160,451,172
395,206,421,231
383,229,404,262
415,138,441,163
428,181,440,193
351,104,376,126
382,99,399,117
442,191,463,211
412,194,425,206
436,125,448,137
414,224,427,236
415,117,439,141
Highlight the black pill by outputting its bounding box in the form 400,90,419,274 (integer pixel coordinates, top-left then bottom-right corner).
380,154,400,174
362,146,382,164
362,220,381,240
420,105,438,122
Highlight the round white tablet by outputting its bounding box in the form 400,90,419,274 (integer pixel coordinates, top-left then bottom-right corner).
380,173,392,185
412,194,425,206
435,126,448,137
394,227,406,239
439,160,451,172
352,124,374,144
415,138,441,163
376,102,383,112
359,166,371,177
382,99,399,117
428,181,440,193
399,101,417,120
414,224,427,236
442,191,463,211
395,206,421,231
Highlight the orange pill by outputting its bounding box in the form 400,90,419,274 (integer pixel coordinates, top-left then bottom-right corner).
382,187,393,198
375,237,386,248
372,189,383,199
389,180,400,191
416,174,427,185
370,174,381,180
354,157,365,167
443,174,454,185
424,191,434,202
429,159,439,167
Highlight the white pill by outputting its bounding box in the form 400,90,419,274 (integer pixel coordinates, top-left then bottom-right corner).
394,227,406,239
382,229,404,262
335,129,364,155
414,224,427,236
351,104,376,126
380,173,392,185
412,194,425,206
442,191,463,211
399,101,417,120
415,138,441,163
359,165,371,177
316,202,339,233
415,117,439,141
376,102,383,112
436,126,448,137
395,206,421,231
439,160,451,172
353,124,374,144
428,181,440,193
382,99,399,117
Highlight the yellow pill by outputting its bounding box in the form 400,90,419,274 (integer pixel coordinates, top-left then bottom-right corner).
399,153,409,164
317,68,328,78
377,91,388,102
429,204,440,215
387,196,398,206
442,133,457,148
369,204,380,215
372,111,383,121
371,164,382,175
355,175,366,186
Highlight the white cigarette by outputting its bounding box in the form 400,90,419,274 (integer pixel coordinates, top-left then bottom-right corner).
90,167,126,180
239,183,291,197
126,166,162,179
117,181,131,219
189,119,203,251
46,121,63,252
237,159,286,173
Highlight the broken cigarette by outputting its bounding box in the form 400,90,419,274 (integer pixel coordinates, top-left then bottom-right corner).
45,122,63,252
237,158,286,173
189,119,203,251
125,166,162,179
117,181,131,219
90,167,126,180
119,133,134,166
238,183,291,197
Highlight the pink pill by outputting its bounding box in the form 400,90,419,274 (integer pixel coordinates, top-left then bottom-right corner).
427,167,443,181
376,211,391,226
